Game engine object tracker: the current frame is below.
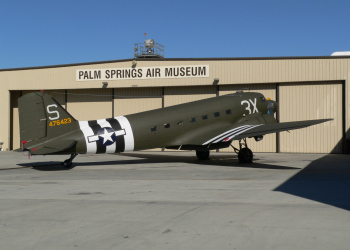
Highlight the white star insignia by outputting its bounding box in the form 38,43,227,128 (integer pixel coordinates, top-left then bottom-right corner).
99,128,115,144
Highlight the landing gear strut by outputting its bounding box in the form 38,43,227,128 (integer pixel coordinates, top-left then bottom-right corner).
196,150,210,160
231,138,253,163
61,153,78,168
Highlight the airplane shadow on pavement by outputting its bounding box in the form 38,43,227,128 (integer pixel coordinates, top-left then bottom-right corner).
120,152,300,170
274,154,350,211
16,152,349,210
17,152,300,171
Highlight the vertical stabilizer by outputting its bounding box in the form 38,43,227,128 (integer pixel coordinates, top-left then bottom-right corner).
18,92,78,144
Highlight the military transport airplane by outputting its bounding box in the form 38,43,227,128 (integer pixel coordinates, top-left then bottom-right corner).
18,91,330,168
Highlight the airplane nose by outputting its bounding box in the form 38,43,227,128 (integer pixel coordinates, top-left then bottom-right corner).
267,99,278,115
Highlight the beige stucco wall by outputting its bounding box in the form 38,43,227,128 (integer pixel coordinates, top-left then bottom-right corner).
1,57,349,152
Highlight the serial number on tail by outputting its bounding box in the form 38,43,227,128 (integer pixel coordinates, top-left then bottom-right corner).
49,118,72,127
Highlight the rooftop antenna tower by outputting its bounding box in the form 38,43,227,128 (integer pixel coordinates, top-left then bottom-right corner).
134,33,164,58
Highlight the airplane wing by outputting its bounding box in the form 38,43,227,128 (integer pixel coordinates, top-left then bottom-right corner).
167,110,332,148
203,118,332,145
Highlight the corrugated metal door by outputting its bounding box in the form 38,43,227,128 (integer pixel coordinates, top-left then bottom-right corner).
114,87,162,116
114,87,163,151
164,86,216,107
279,82,343,153
67,89,112,121
219,84,277,153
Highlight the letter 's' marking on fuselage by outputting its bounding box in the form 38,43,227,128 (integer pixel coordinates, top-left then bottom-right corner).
47,104,60,120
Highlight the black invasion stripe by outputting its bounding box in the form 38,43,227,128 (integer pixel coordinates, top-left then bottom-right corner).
88,120,106,154
107,118,125,153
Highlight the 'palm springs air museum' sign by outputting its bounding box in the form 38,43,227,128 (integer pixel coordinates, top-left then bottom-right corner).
76,65,209,81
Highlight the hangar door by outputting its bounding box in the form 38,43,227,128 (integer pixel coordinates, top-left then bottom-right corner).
67,89,112,121
279,82,343,153
219,84,277,153
114,87,162,116
164,86,216,107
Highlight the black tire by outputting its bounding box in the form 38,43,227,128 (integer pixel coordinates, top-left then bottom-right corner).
63,160,72,168
238,148,253,163
196,150,210,160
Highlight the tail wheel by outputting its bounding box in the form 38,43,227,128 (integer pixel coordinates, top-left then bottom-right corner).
238,147,253,163
196,150,210,160
62,160,72,168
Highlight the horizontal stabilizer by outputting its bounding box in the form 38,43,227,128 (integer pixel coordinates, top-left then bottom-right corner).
27,140,77,155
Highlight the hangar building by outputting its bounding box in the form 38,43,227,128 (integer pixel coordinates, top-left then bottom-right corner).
0,54,349,154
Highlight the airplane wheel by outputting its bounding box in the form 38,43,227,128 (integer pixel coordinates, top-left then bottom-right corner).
238,148,253,163
196,150,210,160
62,160,72,168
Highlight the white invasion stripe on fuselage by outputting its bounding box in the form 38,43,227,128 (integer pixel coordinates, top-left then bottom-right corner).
115,116,134,151
96,119,116,154
79,121,97,154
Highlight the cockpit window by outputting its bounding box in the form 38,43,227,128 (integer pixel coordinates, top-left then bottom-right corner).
260,97,266,102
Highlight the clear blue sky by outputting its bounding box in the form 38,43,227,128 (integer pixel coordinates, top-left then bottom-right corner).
1,0,349,69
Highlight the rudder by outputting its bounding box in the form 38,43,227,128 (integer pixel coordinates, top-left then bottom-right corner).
18,92,78,144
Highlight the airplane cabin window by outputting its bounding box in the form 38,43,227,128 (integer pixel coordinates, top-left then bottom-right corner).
226,109,231,114
202,115,208,120
177,121,184,126
164,123,170,128
214,112,220,117
189,117,196,123
151,126,157,132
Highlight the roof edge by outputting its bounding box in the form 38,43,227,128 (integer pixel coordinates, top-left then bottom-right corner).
2,55,350,72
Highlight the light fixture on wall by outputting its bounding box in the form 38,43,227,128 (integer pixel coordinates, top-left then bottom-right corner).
102,82,108,88
213,78,219,85
132,60,137,68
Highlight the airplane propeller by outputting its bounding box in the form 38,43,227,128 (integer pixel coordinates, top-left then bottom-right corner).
266,98,278,115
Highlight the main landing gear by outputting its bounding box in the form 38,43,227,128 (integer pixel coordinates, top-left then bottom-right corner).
196,138,253,163
196,150,210,160
61,153,78,168
231,138,253,163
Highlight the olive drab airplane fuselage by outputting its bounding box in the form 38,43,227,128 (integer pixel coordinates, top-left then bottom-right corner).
18,91,330,167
